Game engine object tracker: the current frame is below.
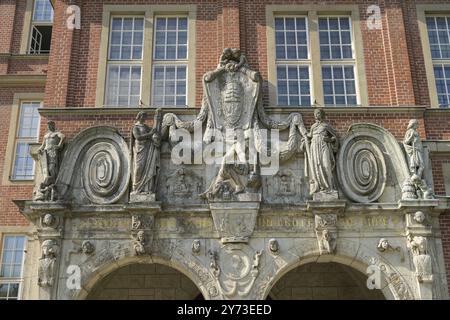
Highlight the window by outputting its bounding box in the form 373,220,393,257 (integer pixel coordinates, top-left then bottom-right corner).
319,16,357,106
11,102,40,181
426,16,450,107
152,16,188,106
0,236,27,300
97,6,196,108
275,17,311,106
29,0,53,54
268,8,365,107
105,17,144,107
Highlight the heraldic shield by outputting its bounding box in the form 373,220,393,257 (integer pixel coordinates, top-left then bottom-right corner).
203,63,261,131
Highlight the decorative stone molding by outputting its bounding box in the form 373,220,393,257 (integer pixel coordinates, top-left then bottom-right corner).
54,126,131,205
377,238,405,262
268,239,279,255
208,244,264,299
337,123,409,203
314,214,337,255
209,198,260,243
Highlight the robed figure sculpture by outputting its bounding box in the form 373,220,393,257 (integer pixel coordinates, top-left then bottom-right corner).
130,109,162,202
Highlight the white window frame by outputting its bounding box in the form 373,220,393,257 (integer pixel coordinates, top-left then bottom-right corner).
151,15,189,107
425,14,450,108
105,15,145,107
318,14,359,106
11,101,41,181
0,235,27,301
274,15,313,106
28,0,53,54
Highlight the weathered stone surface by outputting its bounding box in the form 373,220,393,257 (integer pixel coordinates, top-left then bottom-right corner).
17,50,450,301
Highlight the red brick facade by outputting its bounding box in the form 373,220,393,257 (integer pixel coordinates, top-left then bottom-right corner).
0,0,449,297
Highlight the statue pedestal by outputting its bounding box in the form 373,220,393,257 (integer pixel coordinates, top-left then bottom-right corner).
130,192,156,203
312,190,339,201
209,193,261,244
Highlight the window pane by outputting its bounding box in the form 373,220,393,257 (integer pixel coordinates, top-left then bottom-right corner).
105,65,141,107
319,17,353,60
426,16,450,61
322,65,357,106
276,65,311,106
0,283,20,300
33,0,53,22
108,17,144,60
274,17,308,60
433,64,450,108
1,236,26,279
153,17,189,60
18,102,40,138
152,65,187,106
12,142,34,180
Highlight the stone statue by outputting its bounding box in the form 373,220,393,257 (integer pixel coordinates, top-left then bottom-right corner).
133,230,146,256
407,234,433,283
162,48,301,202
130,110,162,202
402,119,434,200
299,109,339,200
38,239,58,287
34,121,65,201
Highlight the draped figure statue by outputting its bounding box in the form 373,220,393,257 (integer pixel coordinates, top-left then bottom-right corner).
299,109,339,200
130,109,162,202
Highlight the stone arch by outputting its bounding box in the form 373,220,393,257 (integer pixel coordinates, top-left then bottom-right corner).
259,240,414,300
75,255,210,300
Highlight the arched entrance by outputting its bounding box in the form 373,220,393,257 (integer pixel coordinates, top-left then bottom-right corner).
86,263,203,300
268,262,385,300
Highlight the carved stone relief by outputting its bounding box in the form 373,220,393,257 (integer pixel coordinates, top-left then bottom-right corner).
208,244,263,299
163,167,204,204
337,123,410,203
38,239,58,287
407,234,433,283
377,238,405,262
314,214,337,255
51,127,131,205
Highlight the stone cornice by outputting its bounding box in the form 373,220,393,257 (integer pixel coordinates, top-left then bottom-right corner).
0,53,49,61
0,74,46,87
38,106,439,117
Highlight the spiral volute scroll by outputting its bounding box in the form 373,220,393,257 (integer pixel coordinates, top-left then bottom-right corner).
81,141,126,204
338,139,387,203
56,127,130,205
